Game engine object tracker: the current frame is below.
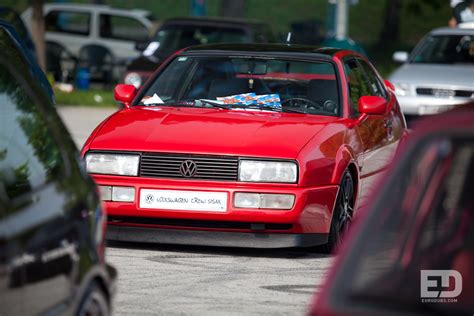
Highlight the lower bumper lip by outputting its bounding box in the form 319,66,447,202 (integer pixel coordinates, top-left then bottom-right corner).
106,225,329,248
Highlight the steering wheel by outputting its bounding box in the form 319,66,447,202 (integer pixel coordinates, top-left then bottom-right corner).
281,97,321,110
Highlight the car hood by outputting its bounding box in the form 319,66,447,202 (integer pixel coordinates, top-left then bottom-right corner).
89,107,340,159
389,63,474,88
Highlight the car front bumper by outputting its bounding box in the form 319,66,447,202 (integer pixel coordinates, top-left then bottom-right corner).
397,95,472,116
93,175,339,247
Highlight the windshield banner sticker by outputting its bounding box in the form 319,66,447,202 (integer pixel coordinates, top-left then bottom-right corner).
217,93,281,108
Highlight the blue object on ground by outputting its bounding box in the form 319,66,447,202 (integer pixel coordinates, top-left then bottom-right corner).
76,67,90,90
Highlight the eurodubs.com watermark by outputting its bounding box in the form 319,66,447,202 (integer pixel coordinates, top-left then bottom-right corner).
420,270,462,303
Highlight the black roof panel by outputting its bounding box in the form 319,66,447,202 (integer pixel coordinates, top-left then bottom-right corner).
161,16,268,27
184,43,344,57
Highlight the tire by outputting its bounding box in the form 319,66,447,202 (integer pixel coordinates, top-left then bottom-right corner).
76,281,110,316
318,170,355,254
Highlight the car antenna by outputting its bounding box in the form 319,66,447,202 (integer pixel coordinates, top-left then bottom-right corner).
286,32,292,45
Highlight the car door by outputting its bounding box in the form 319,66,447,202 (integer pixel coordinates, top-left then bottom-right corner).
98,13,149,62
358,58,405,147
343,57,391,207
44,9,92,57
0,54,79,315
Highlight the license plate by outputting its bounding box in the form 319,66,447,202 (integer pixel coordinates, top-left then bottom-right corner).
419,105,451,115
139,189,228,212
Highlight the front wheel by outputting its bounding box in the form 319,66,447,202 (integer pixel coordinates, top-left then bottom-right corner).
76,281,110,316
319,170,355,254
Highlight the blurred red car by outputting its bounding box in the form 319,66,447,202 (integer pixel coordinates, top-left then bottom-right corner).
81,44,406,251
311,105,474,315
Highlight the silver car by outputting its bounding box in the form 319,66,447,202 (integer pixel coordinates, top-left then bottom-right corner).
389,25,473,117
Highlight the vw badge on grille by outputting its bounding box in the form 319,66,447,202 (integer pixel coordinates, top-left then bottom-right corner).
179,160,197,177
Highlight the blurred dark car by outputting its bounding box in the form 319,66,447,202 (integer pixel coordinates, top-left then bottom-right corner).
0,22,55,104
123,16,276,88
0,7,35,57
0,26,116,315
311,105,474,315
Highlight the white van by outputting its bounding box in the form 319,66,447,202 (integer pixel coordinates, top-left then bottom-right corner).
22,3,154,81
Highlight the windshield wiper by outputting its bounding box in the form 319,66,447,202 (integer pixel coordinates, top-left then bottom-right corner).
193,100,307,114
280,107,308,114
140,100,195,107
194,99,232,109
244,105,307,114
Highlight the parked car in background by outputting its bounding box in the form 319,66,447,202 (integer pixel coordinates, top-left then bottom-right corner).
21,3,154,82
0,25,116,315
311,104,474,315
390,25,474,119
83,43,406,252
123,17,276,88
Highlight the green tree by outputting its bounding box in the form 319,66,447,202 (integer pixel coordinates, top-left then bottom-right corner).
378,0,446,46
220,0,246,17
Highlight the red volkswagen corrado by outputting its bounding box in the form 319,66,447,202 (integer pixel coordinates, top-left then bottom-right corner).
81,44,407,252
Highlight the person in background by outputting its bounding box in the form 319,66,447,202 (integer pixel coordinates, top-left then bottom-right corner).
450,0,474,27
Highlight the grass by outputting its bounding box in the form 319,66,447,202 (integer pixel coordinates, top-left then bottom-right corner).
54,87,117,107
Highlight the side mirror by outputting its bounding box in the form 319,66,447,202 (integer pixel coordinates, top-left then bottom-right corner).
392,51,409,63
135,41,149,52
358,96,386,115
114,84,137,108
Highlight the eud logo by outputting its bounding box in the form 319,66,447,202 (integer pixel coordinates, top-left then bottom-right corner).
421,270,462,299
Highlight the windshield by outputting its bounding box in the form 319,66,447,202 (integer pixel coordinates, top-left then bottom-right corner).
138,56,340,116
410,34,474,64
146,25,251,56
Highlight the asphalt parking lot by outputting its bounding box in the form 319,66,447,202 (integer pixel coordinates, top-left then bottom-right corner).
107,242,332,315
58,106,333,315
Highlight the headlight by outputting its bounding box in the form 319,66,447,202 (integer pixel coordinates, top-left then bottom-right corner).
393,82,411,97
124,72,142,88
85,153,139,176
239,160,297,183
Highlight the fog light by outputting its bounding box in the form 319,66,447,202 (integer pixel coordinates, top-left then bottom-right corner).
112,186,135,202
98,185,112,201
234,193,295,210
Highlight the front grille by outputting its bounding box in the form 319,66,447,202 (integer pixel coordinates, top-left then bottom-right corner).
416,88,473,98
108,216,293,231
140,153,239,181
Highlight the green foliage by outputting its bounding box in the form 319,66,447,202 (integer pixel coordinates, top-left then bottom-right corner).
54,88,116,107
350,0,452,47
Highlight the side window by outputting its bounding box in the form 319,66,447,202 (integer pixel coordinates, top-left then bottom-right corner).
358,59,388,99
99,14,149,42
344,58,373,116
0,62,64,211
45,10,90,36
